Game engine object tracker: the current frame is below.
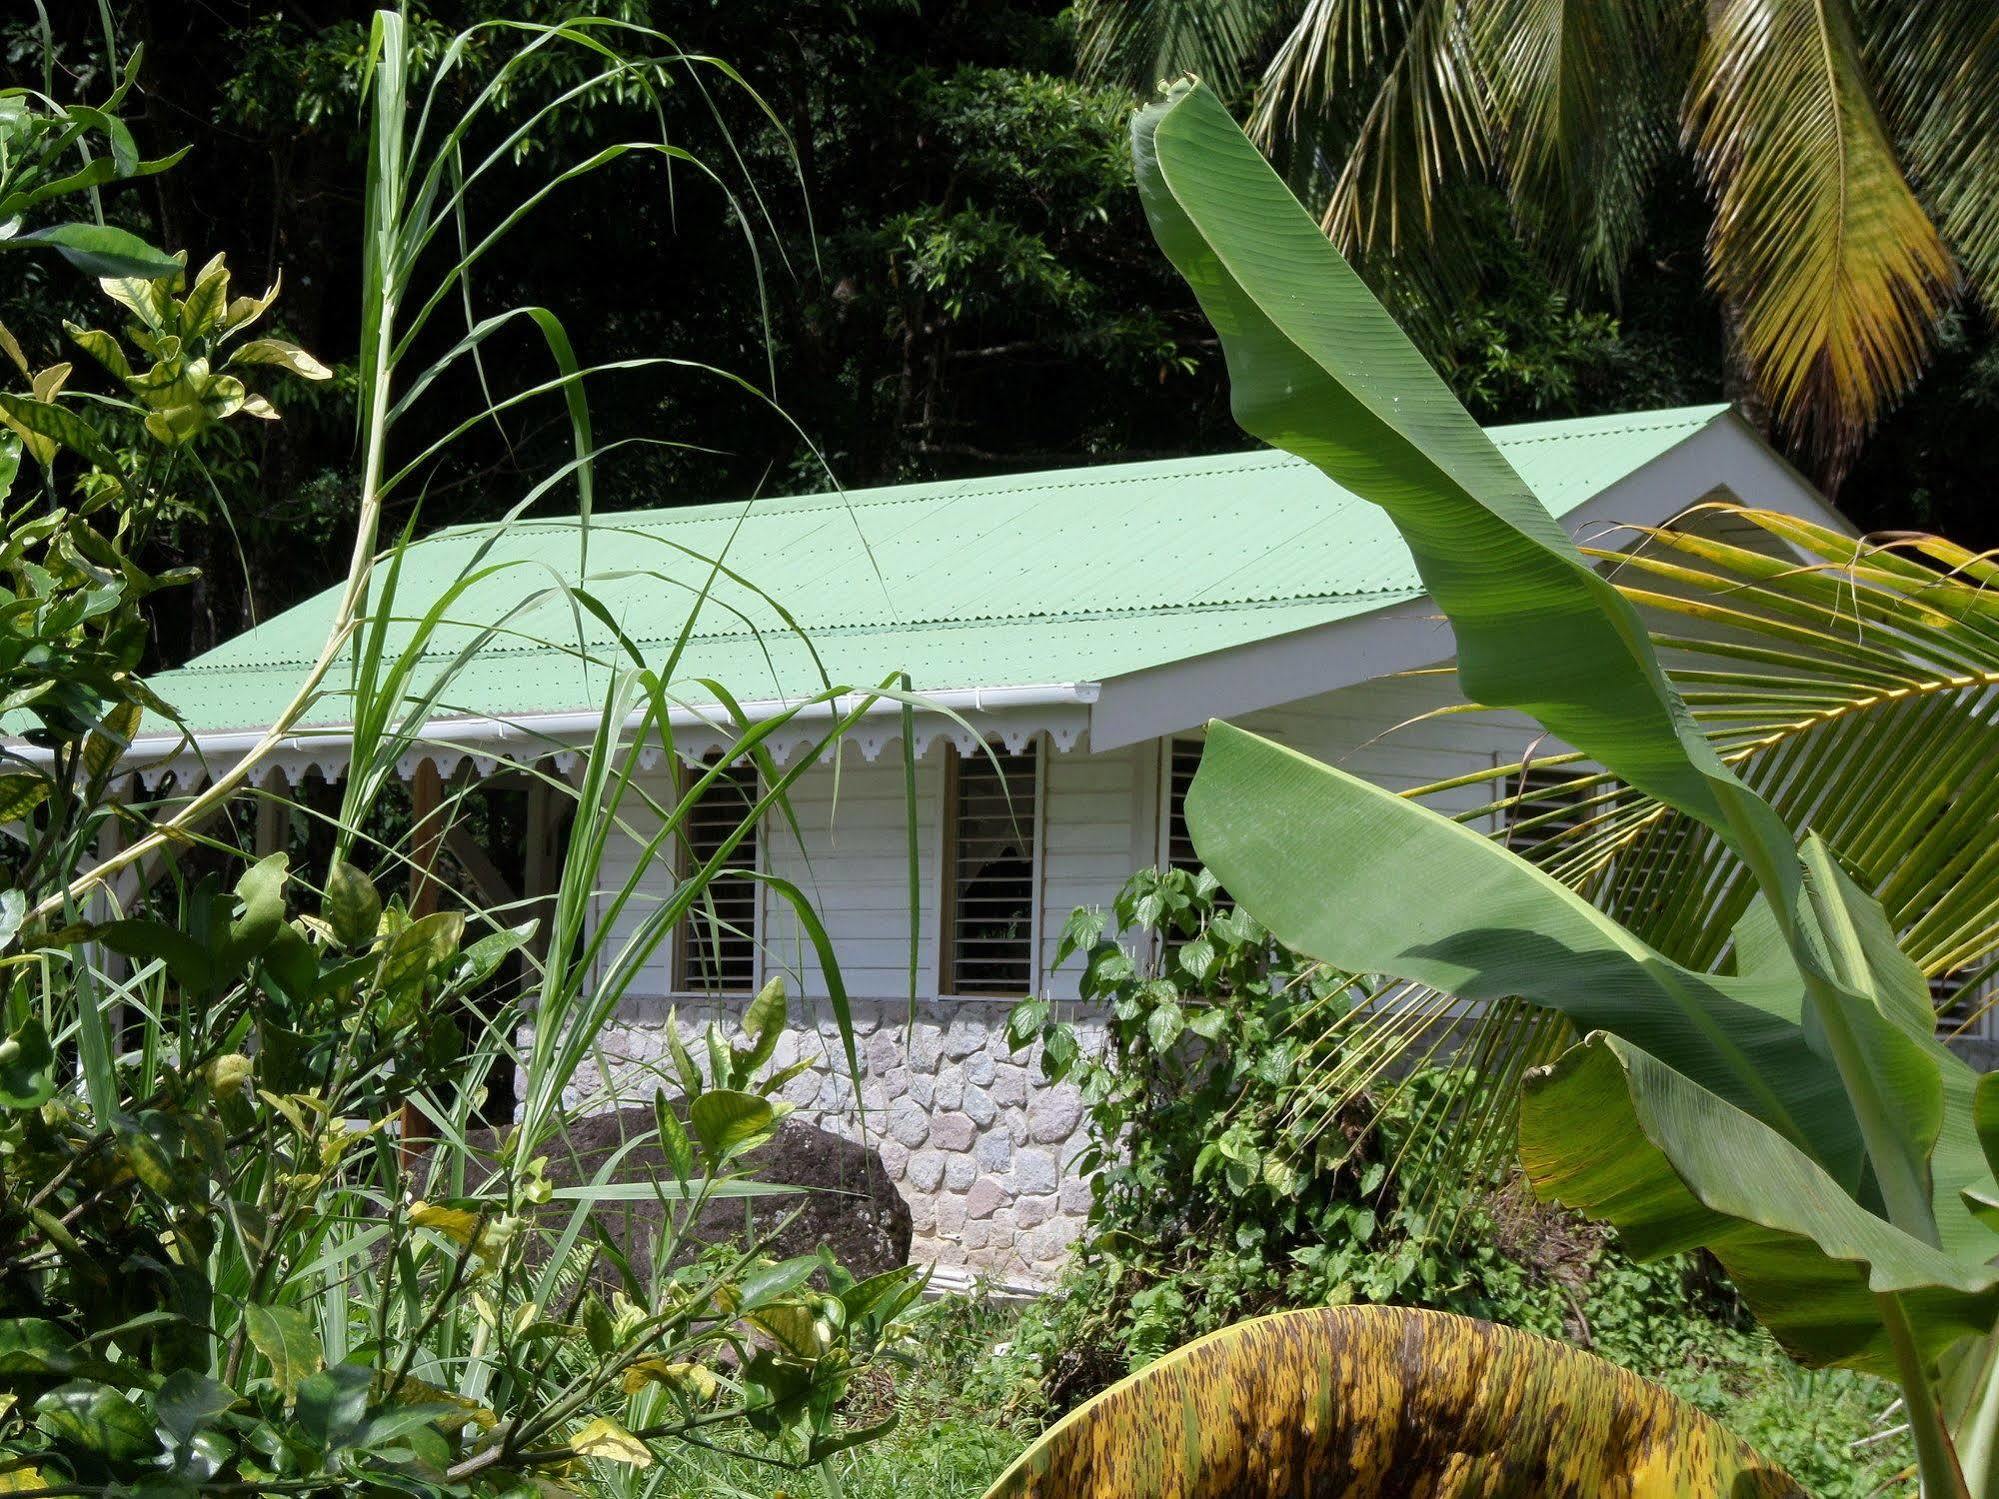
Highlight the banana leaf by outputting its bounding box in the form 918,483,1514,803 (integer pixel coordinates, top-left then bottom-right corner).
982,1304,1804,1497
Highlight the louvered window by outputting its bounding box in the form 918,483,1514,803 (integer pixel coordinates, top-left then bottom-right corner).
1935,971,1997,1041
943,744,1039,996
1162,737,1204,874
673,761,760,994
1501,763,1597,867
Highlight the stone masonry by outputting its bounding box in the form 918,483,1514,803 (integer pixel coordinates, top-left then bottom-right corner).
560,996,1102,1284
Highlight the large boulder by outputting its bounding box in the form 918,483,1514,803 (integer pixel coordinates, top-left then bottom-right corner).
482,1107,912,1280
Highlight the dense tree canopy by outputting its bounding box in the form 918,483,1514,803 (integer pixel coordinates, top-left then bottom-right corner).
4,0,1986,672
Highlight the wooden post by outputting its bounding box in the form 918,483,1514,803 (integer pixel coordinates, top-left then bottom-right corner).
401,757,446,1165
253,769,289,860
408,757,445,919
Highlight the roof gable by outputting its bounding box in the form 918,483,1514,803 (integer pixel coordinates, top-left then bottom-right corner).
157,404,1733,736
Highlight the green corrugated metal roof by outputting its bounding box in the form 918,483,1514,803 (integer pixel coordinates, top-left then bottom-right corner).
153,404,1733,734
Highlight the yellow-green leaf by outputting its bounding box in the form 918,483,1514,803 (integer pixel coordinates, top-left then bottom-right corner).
982,1305,1802,1496
568,1416,651,1468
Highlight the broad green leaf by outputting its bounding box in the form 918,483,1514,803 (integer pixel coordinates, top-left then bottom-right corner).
377,909,463,993
569,1415,651,1467
294,1363,370,1450
1131,81,1796,888
0,429,16,500
226,338,333,380
0,1016,54,1109
689,1088,784,1165
153,1370,235,1446
0,391,117,472
34,1380,157,1460
322,860,380,949
981,1304,1802,1496
736,973,786,1081
221,853,289,971
11,223,180,279
1520,1033,1999,1375
243,1303,321,1396
1185,722,1857,1173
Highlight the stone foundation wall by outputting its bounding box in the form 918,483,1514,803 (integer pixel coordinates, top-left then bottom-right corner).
561,996,1101,1284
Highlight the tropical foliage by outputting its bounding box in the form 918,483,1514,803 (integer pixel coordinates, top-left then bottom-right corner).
1080,0,1999,468
0,13,927,1494
1133,78,1999,1493
984,1304,1802,1496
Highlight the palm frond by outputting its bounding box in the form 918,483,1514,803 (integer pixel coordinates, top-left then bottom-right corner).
1074,0,1293,95
1470,0,1683,288
1857,0,1999,312
1298,505,1999,1212
1686,0,1956,466
1256,0,1493,260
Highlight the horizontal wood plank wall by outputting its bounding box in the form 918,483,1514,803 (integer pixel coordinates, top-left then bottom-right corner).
1233,672,1547,830
582,680,1550,1015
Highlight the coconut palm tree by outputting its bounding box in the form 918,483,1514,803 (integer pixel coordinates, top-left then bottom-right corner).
1079,0,1999,472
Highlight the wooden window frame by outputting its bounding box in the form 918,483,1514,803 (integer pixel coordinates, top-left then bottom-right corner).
937,738,1045,999
669,758,763,998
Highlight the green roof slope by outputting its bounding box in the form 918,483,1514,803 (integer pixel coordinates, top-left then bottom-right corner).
153,404,1732,734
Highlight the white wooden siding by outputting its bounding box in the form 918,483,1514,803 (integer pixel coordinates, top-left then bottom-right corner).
584,676,1555,1013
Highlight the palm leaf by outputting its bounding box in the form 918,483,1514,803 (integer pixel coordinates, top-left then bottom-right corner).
1686,0,1955,465
982,1304,1804,1496
1859,0,1999,312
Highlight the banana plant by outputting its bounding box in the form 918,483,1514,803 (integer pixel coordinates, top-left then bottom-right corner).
1133,80,1999,1496
982,1304,1802,1496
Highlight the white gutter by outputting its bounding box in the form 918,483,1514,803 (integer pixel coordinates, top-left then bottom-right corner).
11,681,1103,775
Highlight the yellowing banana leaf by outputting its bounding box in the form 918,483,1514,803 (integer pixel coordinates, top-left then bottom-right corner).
1185,721,1860,1178
982,1304,1803,1497
1521,1034,1999,1374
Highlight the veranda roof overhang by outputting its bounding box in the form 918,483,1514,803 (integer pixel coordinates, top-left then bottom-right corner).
23,404,1849,790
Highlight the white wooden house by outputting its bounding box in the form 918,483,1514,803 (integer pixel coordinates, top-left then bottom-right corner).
112,402,1849,1285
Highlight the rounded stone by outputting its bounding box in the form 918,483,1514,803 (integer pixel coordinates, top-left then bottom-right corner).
974,1131,1013,1173
944,1155,977,1190
965,1176,1008,1219
907,1148,947,1191
1028,1083,1084,1143
1013,1147,1058,1196
929,1111,975,1152
1015,1194,1057,1229
888,1098,929,1148
963,1084,998,1127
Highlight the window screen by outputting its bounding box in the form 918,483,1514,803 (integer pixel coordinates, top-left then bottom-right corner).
673,761,760,994
1162,737,1204,874
944,745,1039,995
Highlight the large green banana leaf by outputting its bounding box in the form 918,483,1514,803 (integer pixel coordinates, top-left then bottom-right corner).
1132,76,1999,1485
981,1304,1804,1497
1133,80,1946,1245
1520,1034,1999,1374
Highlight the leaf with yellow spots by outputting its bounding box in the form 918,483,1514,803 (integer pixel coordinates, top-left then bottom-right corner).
568,1416,651,1468
981,1305,1802,1497
621,1358,720,1401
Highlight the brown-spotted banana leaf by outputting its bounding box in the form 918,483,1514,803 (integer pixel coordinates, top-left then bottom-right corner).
981,1304,1804,1498
1521,1034,1999,1375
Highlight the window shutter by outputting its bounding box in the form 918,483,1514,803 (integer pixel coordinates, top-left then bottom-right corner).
1162,737,1204,874
944,745,1039,995
1501,763,1599,866
673,761,760,994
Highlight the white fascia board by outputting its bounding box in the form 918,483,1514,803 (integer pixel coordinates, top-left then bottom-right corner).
1086,413,1849,750
21,681,1103,789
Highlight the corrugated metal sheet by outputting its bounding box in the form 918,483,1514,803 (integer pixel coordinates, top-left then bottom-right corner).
153,404,1731,732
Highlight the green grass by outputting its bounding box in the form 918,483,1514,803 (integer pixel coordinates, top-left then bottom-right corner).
653,1261,1910,1498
